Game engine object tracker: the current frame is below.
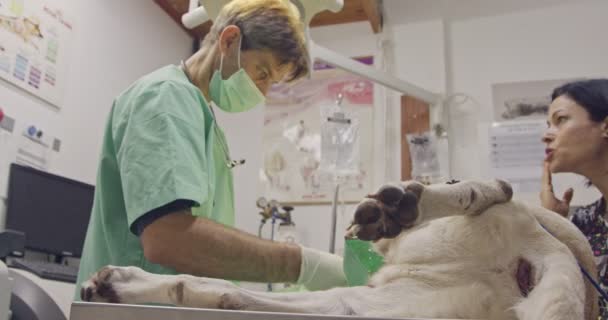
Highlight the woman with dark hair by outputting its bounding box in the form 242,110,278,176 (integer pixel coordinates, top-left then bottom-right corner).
541,78,608,318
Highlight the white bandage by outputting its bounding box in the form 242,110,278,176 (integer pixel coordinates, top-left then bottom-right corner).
296,246,347,291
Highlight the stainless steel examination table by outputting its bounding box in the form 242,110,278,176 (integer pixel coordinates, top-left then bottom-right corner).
70,302,461,320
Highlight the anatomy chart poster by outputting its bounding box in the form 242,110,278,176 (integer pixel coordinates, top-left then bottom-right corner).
260,57,374,204
0,0,74,108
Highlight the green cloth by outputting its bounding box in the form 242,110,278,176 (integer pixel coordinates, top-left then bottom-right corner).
74,65,235,299
343,239,384,286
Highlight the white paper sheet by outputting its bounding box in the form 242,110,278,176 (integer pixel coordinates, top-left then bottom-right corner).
489,120,545,193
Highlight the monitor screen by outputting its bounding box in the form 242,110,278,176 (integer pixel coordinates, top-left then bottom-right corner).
6,163,94,257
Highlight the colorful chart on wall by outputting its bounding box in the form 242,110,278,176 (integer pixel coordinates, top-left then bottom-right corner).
259,57,374,205
0,0,74,108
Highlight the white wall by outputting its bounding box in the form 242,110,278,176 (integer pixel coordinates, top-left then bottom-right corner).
0,1,191,226
384,0,579,25
447,0,608,205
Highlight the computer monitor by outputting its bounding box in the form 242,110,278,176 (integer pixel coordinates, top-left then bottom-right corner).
5,163,94,258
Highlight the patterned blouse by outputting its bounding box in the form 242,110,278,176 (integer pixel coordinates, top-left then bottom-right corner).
570,198,608,319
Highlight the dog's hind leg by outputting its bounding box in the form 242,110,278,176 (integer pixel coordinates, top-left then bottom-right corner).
350,179,513,241
80,265,240,306
411,179,513,219
81,265,380,315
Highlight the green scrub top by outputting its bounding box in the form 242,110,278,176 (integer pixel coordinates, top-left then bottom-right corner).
74,65,235,299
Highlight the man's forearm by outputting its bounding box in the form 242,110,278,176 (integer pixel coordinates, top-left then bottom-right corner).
141,212,302,283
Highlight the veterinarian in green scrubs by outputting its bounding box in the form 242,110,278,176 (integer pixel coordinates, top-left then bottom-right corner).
75,0,346,299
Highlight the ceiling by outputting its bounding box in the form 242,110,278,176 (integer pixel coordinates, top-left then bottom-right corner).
154,0,383,39
383,0,587,25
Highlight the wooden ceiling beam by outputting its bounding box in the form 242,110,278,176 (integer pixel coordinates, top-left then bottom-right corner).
153,0,197,38
360,0,383,33
309,0,368,28
154,0,212,40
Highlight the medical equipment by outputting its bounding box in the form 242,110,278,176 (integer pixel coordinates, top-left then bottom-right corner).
180,60,246,169
70,301,414,320
328,183,340,254
209,103,246,169
406,131,442,185
255,197,296,291
320,94,360,176
320,93,359,254
256,197,295,245
256,197,293,225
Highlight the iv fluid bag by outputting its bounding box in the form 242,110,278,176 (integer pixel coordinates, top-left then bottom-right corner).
320,104,360,176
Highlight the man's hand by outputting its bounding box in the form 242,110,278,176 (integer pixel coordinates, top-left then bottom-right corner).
540,162,573,218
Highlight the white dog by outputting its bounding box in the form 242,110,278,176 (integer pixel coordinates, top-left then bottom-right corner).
81,180,599,320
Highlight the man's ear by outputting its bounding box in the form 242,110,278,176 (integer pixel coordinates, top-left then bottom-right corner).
218,25,241,55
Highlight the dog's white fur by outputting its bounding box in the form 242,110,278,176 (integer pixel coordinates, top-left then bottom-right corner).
82,180,598,320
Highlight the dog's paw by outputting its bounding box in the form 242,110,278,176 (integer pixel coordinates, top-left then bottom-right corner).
80,266,124,303
348,183,421,241
81,265,242,307
218,291,249,310
462,179,513,215
80,265,151,304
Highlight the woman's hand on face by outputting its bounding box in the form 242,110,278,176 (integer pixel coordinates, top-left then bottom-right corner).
540,162,574,218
